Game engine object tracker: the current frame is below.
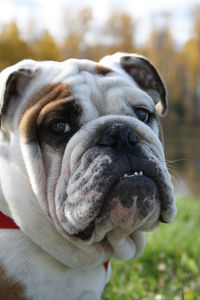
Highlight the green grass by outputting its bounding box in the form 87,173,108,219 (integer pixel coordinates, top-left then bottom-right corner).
102,197,200,300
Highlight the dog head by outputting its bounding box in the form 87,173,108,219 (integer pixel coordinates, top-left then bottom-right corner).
0,53,176,267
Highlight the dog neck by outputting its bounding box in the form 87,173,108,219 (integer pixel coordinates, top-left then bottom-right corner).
0,211,19,229
0,210,110,272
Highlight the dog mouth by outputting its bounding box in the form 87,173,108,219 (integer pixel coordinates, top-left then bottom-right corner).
71,165,161,241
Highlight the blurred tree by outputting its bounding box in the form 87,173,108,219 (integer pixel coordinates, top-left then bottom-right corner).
192,5,200,48
61,7,93,59
191,5,200,121
33,30,61,61
181,5,200,123
102,11,136,54
104,11,136,52
0,21,32,69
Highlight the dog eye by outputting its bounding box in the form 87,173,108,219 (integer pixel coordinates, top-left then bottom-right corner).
135,108,150,123
50,121,71,134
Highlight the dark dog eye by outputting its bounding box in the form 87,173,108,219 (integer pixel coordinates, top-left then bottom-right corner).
135,108,150,123
50,121,71,134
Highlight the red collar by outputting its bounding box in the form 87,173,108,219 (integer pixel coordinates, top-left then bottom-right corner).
0,211,19,229
103,260,109,272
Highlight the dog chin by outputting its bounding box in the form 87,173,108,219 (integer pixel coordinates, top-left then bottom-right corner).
71,173,160,241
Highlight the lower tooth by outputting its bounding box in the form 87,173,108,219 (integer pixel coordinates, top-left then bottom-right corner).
122,171,143,178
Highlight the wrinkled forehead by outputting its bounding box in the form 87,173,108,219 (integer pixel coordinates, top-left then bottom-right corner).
20,58,155,120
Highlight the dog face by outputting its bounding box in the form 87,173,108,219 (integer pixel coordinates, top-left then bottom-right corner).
0,53,176,267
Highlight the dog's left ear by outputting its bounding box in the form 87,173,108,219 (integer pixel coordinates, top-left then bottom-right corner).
0,60,38,127
100,52,167,116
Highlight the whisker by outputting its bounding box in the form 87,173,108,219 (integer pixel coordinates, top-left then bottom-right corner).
166,158,187,165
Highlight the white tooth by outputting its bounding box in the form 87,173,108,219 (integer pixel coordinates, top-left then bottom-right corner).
134,172,138,176
139,171,143,176
123,174,128,178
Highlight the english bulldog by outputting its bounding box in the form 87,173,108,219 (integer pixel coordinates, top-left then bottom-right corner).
0,53,176,300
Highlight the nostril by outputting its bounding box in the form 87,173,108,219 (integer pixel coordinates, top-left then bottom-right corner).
128,132,139,147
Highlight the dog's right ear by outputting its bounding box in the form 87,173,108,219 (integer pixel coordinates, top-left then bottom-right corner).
0,60,39,128
100,52,168,116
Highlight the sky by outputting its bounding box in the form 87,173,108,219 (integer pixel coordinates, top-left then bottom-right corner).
1,0,200,45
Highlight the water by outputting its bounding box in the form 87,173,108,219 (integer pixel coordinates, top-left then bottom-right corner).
164,128,200,197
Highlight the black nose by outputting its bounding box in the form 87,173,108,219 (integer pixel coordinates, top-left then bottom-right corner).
98,125,139,150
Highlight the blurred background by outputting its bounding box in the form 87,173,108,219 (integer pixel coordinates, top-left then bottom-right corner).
1,0,200,196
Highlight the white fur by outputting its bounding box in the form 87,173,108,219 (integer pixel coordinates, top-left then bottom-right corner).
0,230,110,299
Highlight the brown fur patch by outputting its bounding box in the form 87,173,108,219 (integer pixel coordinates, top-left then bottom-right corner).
36,96,74,126
0,264,26,300
96,64,113,75
19,83,71,143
